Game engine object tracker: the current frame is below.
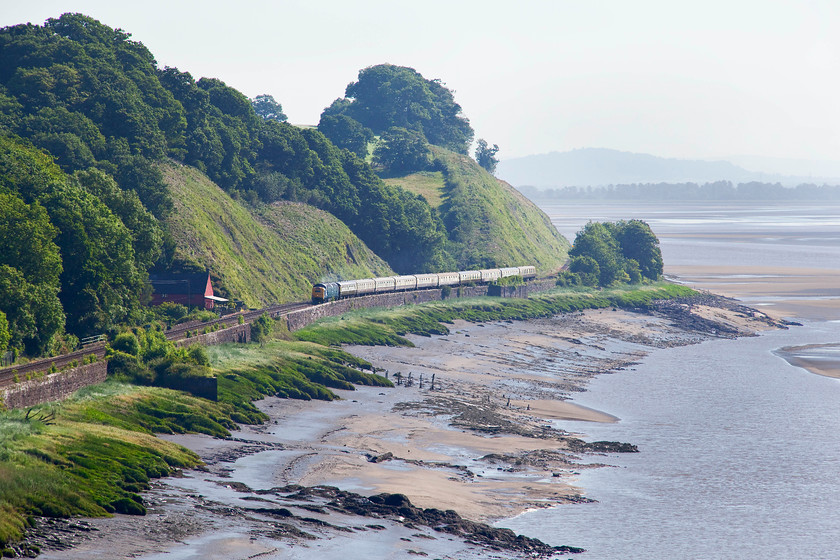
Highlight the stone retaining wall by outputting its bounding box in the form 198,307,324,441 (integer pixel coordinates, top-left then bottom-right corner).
0,361,107,410
175,323,251,347
283,283,534,332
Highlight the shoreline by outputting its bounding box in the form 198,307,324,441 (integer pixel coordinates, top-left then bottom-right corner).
31,295,783,559
773,342,840,379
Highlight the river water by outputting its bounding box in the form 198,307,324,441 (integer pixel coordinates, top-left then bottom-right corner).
500,200,840,559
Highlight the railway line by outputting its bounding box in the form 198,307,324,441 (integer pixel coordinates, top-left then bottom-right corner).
0,301,312,389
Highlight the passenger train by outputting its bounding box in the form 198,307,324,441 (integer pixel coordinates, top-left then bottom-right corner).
311,266,537,304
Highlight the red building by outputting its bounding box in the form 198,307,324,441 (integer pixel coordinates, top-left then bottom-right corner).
149,271,228,309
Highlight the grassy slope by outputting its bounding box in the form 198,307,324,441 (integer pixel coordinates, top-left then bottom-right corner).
160,163,392,307
383,171,446,208
387,148,570,274
434,146,571,273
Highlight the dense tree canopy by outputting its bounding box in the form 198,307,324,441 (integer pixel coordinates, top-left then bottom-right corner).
321,64,474,154
564,220,662,287
0,135,146,341
0,15,450,282
373,127,432,175
317,114,373,158
0,189,64,354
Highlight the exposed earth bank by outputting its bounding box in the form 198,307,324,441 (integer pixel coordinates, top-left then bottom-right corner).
30,295,787,560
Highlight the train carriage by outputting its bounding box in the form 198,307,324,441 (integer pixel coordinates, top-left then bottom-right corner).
437,271,460,286
355,278,376,295
479,268,502,282
337,280,357,298
517,265,537,280
415,273,439,289
394,275,418,291
459,270,481,283
373,276,396,292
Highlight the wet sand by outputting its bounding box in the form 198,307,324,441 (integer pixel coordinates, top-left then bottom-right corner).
33,299,780,559
774,343,840,379
667,265,840,321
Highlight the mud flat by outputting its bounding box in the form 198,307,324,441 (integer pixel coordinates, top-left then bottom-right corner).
774,342,840,379
33,295,782,559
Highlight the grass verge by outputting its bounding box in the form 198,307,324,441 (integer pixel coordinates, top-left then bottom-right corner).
294,282,697,345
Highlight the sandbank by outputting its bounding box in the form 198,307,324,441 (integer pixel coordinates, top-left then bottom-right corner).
668,265,840,322
774,343,840,379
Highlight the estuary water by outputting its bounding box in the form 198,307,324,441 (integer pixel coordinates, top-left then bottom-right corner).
500,201,840,559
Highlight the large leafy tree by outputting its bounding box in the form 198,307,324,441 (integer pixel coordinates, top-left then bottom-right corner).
0,191,64,354
568,222,628,286
251,94,287,122
609,220,663,280
567,220,663,287
322,64,474,154
317,114,373,158
372,127,432,175
0,136,146,338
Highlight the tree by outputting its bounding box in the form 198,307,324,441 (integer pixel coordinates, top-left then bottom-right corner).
318,114,374,158
0,136,146,338
567,220,663,287
568,222,627,287
609,220,663,280
0,310,10,354
0,191,62,287
322,64,474,154
474,139,499,174
72,168,163,270
568,255,600,287
250,94,287,122
373,127,432,175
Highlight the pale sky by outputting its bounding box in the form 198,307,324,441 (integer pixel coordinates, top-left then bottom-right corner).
4,1,840,166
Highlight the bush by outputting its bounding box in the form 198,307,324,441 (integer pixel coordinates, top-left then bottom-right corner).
251,313,273,344
111,332,140,356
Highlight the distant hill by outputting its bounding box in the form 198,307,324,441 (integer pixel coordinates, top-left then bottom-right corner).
497,148,766,188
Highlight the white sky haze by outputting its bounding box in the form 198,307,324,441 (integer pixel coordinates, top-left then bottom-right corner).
4,1,839,168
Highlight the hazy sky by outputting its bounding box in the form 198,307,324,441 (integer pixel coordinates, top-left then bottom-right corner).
4,1,840,164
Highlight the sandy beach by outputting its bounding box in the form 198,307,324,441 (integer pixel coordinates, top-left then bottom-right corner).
32,295,783,559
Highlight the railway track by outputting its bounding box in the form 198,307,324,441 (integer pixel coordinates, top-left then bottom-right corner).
0,301,313,389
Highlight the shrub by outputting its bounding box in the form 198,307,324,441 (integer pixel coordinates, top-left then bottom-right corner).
111,332,140,356
251,313,273,344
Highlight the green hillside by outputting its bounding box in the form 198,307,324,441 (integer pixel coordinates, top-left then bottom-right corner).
161,163,392,307
383,171,446,208
0,15,569,356
385,147,570,273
